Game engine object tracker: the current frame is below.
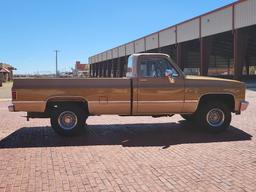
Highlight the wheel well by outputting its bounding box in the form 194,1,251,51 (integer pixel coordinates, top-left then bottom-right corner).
198,94,235,112
45,100,89,115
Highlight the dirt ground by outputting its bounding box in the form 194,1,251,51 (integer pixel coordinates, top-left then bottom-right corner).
0,82,12,100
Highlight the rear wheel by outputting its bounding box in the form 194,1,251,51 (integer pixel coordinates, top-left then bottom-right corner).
50,105,88,136
195,102,231,133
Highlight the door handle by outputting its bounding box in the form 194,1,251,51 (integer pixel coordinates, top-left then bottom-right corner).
139,79,148,82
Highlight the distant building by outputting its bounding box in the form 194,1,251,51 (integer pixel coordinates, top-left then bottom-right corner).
0,63,16,86
73,61,90,77
89,0,256,80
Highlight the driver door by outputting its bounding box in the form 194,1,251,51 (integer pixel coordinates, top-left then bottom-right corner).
136,56,185,114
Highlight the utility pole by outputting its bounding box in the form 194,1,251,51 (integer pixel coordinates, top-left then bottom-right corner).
54,50,60,77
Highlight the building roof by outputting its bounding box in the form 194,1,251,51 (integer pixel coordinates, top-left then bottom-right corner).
0,67,10,73
0,63,15,70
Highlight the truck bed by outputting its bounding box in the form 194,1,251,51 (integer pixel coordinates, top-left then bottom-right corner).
12,78,132,115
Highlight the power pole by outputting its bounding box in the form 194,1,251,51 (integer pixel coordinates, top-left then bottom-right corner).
54,50,60,77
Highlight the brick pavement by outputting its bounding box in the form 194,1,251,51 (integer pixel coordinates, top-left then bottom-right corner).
0,89,255,192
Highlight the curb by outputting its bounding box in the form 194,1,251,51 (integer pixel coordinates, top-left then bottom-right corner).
0,99,11,102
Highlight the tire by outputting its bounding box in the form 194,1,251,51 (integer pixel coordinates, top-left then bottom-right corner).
181,114,195,121
50,104,87,136
195,101,231,133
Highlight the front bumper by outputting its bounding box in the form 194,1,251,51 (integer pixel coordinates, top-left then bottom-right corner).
240,100,249,111
8,105,15,112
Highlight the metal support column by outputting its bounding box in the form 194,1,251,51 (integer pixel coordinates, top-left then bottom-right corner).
89,65,92,77
120,57,125,77
93,64,96,77
234,29,249,80
96,64,99,77
107,61,110,77
176,43,184,71
200,37,212,76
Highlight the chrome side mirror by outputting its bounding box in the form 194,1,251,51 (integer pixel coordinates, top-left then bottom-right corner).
165,69,178,78
172,73,179,78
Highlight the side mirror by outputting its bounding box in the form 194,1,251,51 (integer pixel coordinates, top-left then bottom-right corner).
172,73,179,78
165,69,178,78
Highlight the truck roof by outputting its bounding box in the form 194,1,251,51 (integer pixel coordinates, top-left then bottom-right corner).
131,53,170,57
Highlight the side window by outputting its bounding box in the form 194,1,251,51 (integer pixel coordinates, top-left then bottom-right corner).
139,57,178,78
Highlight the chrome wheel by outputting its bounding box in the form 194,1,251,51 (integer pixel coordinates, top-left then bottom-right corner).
206,108,225,127
58,111,78,130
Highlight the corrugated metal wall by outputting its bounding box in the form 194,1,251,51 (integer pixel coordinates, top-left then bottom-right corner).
102,52,107,61
145,33,158,51
201,7,233,37
177,18,200,43
235,0,256,29
118,45,126,57
159,27,176,47
112,48,118,59
126,42,134,55
135,38,145,53
107,50,112,60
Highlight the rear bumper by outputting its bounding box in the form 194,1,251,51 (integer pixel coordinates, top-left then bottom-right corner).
240,100,249,111
8,105,15,112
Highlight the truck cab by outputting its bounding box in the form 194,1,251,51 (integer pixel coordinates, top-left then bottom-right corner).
127,53,185,115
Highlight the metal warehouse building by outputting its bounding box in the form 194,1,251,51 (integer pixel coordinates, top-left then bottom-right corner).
88,0,256,80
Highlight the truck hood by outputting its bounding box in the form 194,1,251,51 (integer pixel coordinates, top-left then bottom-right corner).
184,75,246,100
185,75,246,91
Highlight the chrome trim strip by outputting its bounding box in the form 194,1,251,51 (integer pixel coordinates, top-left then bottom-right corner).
138,100,184,103
12,101,45,104
138,100,198,103
184,100,198,103
88,101,130,104
89,100,198,104
108,101,130,103
13,100,198,104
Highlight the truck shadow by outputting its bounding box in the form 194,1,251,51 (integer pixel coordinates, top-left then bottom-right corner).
0,121,252,149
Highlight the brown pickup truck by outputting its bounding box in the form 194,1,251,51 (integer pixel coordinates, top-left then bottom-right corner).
9,53,249,136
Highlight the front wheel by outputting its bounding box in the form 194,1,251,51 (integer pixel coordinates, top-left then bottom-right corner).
195,102,231,133
50,105,87,136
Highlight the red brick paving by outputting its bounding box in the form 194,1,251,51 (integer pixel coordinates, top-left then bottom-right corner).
0,89,255,192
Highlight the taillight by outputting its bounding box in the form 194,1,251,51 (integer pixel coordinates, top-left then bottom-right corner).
12,89,17,100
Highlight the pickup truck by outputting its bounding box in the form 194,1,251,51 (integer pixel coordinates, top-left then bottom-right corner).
9,53,249,136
